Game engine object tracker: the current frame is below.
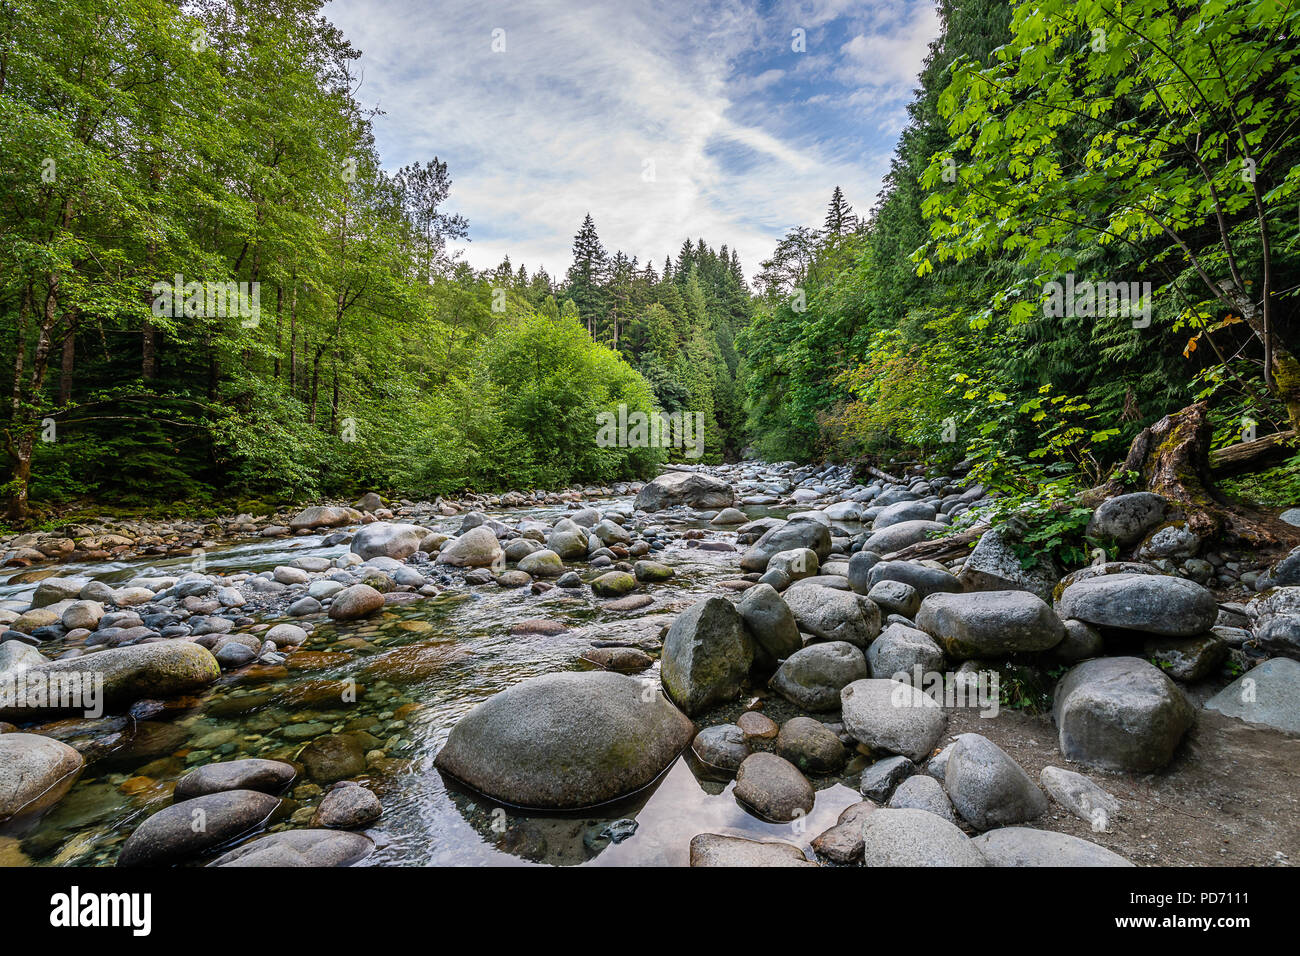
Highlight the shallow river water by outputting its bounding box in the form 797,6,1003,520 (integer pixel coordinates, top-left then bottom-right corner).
1,498,866,867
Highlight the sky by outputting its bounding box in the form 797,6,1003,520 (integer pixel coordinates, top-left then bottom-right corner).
326,0,941,282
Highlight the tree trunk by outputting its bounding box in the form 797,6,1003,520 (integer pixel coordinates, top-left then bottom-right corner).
1086,401,1300,550
1210,429,1297,477
59,327,74,406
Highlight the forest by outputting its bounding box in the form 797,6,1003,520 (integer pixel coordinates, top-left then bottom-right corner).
2,0,1298,531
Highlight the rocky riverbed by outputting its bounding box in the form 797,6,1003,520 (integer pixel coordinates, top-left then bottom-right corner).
1,461,1298,867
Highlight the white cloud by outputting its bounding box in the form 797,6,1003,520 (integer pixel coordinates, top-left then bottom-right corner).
326,0,940,281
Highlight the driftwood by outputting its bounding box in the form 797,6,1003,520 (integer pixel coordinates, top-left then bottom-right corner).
884,524,987,563
1209,429,1297,477
863,464,903,484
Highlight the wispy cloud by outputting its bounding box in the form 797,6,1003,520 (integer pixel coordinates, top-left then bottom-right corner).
327,0,941,280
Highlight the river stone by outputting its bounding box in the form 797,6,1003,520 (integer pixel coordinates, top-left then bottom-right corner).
776,716,847,773
31,578,89,608
691,724,750,772
972,827,1133,866
635,471,735,511
434,671,694,809
860,520,945,556
266,623,308,647
61,600,104,631
859,754,916,801
1142,632,1228,681
958,526,1057,601
866,623,945,681
289,505,358,530
736,583,801,666
0,642,220,719
517,549,564,577
546,529,589,561
314,784,382,828
782,583,880,647
866,561,962,600
860,808,987,867
327,584,385,621
887,772,958,823
1058,573,1217,636
117,790,280,866
1137,522,1202,560
916,590,1063,659
867,579,920,618
0,733,83,823
591,571,636,597
1087,492,1167,546
633,559,673,582
739,518,833,573
711,507,748,525
435,526,504,569
350,522,425,560
769,641,868,711
873,500,938,530
689,833,814,867
660,597,753,716
174,758,296,800
840,678,947,762
733,752,815,821
766,547,820,582
209,828,374,867
1053,657,1194,771
811,801,878,863
944,733,1047,830
1204,658,1300,734
1039,766,1121,830
0,640,47,675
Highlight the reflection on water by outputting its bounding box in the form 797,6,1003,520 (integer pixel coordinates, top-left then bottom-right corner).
2,498,872,866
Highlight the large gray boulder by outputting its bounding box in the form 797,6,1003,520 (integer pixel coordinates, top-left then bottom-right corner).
1057,573,1217,636
769,641,868,711
208,828,374,867
736,584,801,666
1053,657,1194,771
1040,765,1121,829
860,560,962,598
635,471,735,511
660,597,753,716
860,520,946,556
873,500,937,530
1086,492,1167,546
972,827,1133,866
740,518,832,573
860,808,987,867
0,733,83,823
958,526,1057,601
916,590,1063,659
840,678,947,762
435,526,504,568
886,773,958,823
1248,587,1300,660
1204,658,1300,734
433,671,694,809
866,623,945,680
944,733,1048,830
350,521,425,560
118,790,280,866
782,583,881,647
0,642,221,719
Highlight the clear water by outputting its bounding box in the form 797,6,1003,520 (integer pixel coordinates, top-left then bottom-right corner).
0,499,868,867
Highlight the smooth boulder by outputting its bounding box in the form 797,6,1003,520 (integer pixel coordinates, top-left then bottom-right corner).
840,678,946,762
0,733,84,823
433,671,694,809
660,597,753,716
1057,573,1217,636
634,471,735,511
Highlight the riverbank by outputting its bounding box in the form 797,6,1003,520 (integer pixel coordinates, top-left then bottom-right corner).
1,460,1298,867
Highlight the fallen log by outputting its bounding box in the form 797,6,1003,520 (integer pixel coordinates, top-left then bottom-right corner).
884,525,987,563
1209,429,1296,477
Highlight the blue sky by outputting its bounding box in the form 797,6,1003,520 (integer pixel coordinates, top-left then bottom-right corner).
326,0,940,281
